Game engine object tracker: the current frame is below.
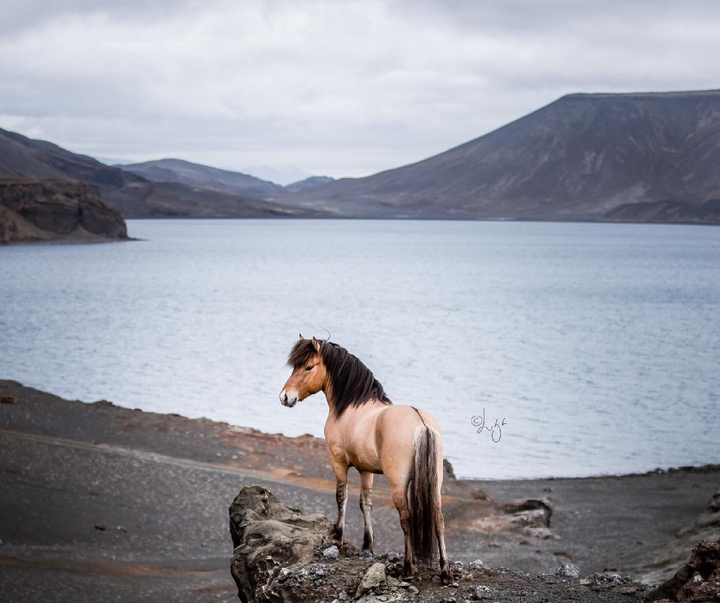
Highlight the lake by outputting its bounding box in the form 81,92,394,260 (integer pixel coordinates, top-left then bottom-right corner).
1,219,719,479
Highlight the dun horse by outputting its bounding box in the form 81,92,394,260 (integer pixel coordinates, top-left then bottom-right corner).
279,336,451,583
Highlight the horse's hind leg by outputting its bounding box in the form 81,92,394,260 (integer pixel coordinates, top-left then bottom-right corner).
359,471,374,552
391,485,415,579
435,506,451,583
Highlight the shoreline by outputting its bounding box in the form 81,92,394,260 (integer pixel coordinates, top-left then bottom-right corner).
1,379,718,602
464,462,720,484
6,379,716,485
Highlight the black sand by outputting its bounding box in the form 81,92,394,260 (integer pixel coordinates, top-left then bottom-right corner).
1,380,718,602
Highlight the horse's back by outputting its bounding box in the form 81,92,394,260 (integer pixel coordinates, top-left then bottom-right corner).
378,404,442,437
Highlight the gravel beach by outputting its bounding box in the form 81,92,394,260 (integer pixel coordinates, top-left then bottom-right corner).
1,379,717,602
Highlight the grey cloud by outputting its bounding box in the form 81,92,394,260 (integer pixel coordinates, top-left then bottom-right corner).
0,0,199,33
1,0,720,180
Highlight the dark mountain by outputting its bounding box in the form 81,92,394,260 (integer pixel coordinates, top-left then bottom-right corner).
121,158,284,199
0,127,134,186
0,130,131,241
0,128,324,219
291,90,720,223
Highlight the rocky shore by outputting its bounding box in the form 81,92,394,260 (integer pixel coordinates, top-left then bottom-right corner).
1,380,718,602
0,179,128,243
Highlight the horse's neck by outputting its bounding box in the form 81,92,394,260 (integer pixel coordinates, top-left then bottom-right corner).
322,380,335,407
325,395,385,423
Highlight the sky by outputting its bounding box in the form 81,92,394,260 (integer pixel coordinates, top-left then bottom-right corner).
1,1,719,185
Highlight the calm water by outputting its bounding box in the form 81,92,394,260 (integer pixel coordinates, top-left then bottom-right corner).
1,220,719,480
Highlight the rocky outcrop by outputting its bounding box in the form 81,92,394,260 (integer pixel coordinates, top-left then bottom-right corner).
647,538,720,602
643,481,720,586
0,178,128,243
229,485,651,603
229,486,335,602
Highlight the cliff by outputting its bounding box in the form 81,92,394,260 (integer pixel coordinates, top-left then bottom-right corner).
0,179,128,243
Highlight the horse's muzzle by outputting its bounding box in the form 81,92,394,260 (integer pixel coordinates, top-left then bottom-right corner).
279,390,298,408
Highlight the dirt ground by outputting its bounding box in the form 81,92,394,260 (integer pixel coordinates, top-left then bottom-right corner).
1,379,718,602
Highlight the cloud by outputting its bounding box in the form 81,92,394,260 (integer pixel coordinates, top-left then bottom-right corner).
1,0,719,181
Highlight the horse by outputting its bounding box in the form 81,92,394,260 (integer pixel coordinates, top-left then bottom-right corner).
279,336,451,583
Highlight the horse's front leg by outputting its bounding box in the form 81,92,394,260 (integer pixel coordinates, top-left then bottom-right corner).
359,471,374,552
331,463,349,543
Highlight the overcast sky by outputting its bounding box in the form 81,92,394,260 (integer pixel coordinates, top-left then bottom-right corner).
1,0,719,184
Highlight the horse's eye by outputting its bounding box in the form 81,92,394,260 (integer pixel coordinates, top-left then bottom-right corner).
305,365,313,371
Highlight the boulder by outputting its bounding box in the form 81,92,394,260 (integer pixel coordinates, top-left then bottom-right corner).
647,538,720,602
229,485,334,603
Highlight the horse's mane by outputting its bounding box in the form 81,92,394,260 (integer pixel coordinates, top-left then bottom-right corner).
288,339,392,418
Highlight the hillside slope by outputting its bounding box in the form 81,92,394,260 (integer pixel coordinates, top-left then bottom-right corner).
0,129,321,219
293,90,720,222
121,158,284,199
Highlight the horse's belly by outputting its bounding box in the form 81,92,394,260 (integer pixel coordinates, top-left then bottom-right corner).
347,446,382,473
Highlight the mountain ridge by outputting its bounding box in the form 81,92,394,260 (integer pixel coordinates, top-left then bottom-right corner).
120,158,285,199
0,128,325,219
3,89,720,224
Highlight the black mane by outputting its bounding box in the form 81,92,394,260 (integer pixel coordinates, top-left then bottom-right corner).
288,339,392,418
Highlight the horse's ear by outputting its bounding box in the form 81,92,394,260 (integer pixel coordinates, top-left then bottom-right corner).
312,337,321,352
299,333,304,340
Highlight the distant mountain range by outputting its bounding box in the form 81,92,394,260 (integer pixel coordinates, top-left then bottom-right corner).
2,89,720,224
0,129,331,219
120,158,285,199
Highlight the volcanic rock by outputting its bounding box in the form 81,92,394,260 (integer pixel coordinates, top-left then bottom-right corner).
229,485,655,603
646,538,720,602
229,485,335,603
0,178,128,243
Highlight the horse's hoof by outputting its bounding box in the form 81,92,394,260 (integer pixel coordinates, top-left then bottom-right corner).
402,561,416,581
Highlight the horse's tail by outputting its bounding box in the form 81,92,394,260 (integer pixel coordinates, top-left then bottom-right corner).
407,417,442,565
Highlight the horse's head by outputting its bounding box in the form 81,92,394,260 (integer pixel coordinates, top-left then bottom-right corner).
279,336,328,407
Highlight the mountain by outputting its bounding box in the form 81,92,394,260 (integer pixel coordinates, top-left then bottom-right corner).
120,158,284,199
0,128,324,219
4,89,720,224
284,176,336,193
291,90,720,223
0,127,134,186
